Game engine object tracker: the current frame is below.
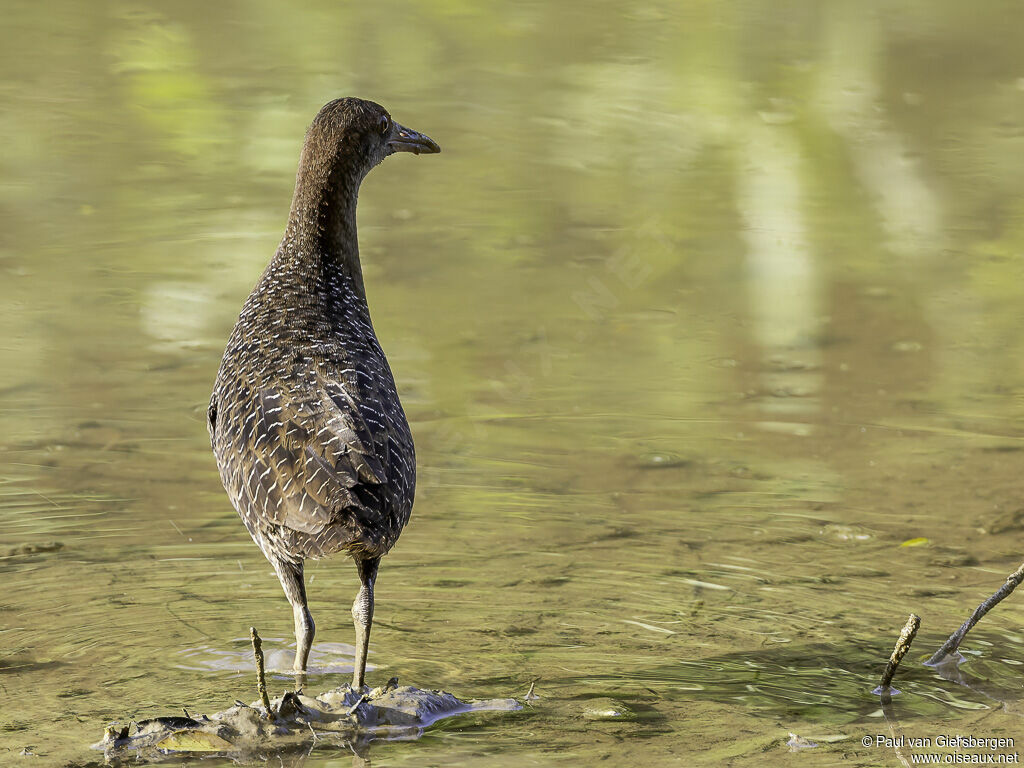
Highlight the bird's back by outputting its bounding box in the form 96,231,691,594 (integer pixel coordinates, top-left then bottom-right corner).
209,249,415,565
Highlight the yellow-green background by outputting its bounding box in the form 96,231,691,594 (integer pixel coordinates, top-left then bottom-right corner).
3,1,1024,765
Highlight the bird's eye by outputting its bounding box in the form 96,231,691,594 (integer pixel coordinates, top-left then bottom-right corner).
378,115,391,135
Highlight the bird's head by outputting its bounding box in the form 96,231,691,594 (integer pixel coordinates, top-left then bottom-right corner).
301,97,440,186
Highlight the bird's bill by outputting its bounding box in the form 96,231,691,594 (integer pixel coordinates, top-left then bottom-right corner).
386,122,441,156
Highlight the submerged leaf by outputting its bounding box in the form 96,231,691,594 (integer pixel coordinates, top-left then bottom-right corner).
900,537,929,548
156,730,234,752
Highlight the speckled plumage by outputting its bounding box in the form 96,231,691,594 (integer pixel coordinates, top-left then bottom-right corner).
209,251,414,565
208,98,439,684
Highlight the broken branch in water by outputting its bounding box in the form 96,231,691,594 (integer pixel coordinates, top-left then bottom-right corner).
926,562,1024,667
250,627,273,717
876,615,921,767
877,614,920,693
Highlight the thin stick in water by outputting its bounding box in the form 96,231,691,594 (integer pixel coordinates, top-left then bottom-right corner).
926,562,1024,666
877,614,920,693
250,626,273,717
347,692,369,716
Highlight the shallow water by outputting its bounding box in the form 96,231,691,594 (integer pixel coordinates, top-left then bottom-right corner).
4,1,1024,765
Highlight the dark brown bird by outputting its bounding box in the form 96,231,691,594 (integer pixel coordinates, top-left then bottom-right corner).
208,98,439,688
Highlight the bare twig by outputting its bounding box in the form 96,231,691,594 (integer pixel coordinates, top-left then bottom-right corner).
877,614,920,692
926,562,1024,666
875,615,921,767
250,627,273,717
347,692,369,716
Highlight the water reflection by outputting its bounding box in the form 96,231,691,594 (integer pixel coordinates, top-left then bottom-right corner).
177,638,366,678
4,0,1024,765
739,121,823,432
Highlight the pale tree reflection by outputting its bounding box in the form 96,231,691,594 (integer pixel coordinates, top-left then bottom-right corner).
738,122,823,434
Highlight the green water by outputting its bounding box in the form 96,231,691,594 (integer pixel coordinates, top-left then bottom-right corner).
4,1,1024,765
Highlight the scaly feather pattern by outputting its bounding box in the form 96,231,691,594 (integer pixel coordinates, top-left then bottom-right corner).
208,98,427,571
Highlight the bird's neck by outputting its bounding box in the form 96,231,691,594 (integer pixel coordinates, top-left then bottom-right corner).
285,146,367,298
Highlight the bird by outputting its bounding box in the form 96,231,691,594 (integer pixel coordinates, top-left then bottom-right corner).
208,97,439,689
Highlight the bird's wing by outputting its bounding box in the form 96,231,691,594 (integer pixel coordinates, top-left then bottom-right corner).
234,374,389,536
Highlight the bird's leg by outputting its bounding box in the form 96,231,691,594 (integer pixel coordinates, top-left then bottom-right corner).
351,557,380,690
273,559,315,675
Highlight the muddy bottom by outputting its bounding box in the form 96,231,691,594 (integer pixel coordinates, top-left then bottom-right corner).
5,1,1024,765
